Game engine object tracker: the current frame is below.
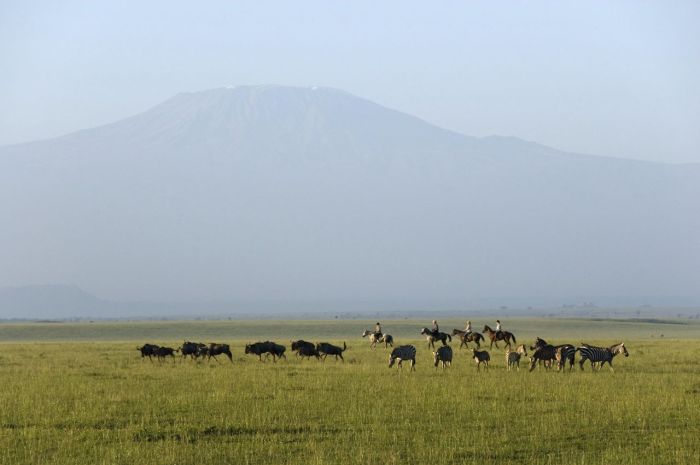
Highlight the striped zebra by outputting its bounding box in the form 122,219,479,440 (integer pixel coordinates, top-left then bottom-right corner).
577,342,628,371
388,345,417,371
555,345,577,371
505,344,528,371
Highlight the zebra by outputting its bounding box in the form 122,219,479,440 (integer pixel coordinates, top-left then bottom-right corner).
577,342,629,371
505,344,528,371
433,345,453,369
388,345,416,371
471,348,490,371
555,345,577,371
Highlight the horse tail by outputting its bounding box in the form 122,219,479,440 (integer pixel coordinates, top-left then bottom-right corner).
512,333,516,344
447,334,452,342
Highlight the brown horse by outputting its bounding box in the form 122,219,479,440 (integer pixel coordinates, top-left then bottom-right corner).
482,325,516,350
451,329,485,349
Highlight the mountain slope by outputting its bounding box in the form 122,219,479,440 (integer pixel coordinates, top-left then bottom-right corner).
0,86,698,317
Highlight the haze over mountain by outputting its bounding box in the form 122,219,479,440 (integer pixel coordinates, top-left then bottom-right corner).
1,85,698,318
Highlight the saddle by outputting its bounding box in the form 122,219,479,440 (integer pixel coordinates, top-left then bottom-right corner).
496,330,504,338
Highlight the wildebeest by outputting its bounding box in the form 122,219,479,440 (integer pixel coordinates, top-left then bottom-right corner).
136,343,159,361
433,345,453,369
482,325,516,350
178,341,206,360
316,342,347,362
451,329,485,349
362,330,393,349
154,346,177,361
471,348,490,370
291,340,320,360
245,342,271,361
419,327,452,349
505,344,528,371
267,341,287,361
388,345,416,371
245,341,287,362
529,337,574,372
207,343,233,363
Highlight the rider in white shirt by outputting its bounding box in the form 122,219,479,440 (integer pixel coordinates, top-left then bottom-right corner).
465,320,472,334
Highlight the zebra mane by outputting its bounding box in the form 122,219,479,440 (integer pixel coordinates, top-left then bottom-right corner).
610,342,625,353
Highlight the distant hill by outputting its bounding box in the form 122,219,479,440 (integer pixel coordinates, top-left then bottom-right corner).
0,85,698,318
0,285,105,319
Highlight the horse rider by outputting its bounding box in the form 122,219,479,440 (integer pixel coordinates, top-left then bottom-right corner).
464,320,472,334
374,322,383,339
431,319,440,336
495,319,503,338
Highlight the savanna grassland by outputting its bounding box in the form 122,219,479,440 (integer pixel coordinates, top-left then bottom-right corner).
1,318,699,465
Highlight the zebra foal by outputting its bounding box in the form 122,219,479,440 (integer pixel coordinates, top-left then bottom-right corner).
505,344,527,371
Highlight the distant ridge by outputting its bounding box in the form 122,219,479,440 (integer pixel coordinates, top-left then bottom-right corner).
0,86,698,317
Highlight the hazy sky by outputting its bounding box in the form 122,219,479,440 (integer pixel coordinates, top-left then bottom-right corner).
1,1,699,163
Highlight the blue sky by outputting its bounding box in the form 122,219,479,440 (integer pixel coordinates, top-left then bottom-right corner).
1,1,699,162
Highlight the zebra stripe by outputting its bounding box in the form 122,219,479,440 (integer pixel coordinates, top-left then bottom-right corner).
389,345,417,371
554,345,576,371
577,342,628,371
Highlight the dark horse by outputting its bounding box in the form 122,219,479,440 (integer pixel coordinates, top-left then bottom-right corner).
451,329,485,349
482,325,516,350
420,328,452,349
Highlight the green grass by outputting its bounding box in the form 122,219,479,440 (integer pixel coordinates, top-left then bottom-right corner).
1,318,699,465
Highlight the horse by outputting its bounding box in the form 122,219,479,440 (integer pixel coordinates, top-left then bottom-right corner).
420,328,452,349
362,330,393,349
451,329,485,349
482,325,516,350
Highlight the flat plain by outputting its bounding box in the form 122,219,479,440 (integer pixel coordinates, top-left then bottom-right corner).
1,317,699,465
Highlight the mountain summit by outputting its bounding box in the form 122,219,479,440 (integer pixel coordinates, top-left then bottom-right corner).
1,86,698,316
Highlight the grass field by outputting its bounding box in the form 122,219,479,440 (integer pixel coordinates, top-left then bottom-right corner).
1,318,699,465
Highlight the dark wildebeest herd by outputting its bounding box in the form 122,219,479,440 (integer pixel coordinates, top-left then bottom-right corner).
137,323,629,372
137,340,348,363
